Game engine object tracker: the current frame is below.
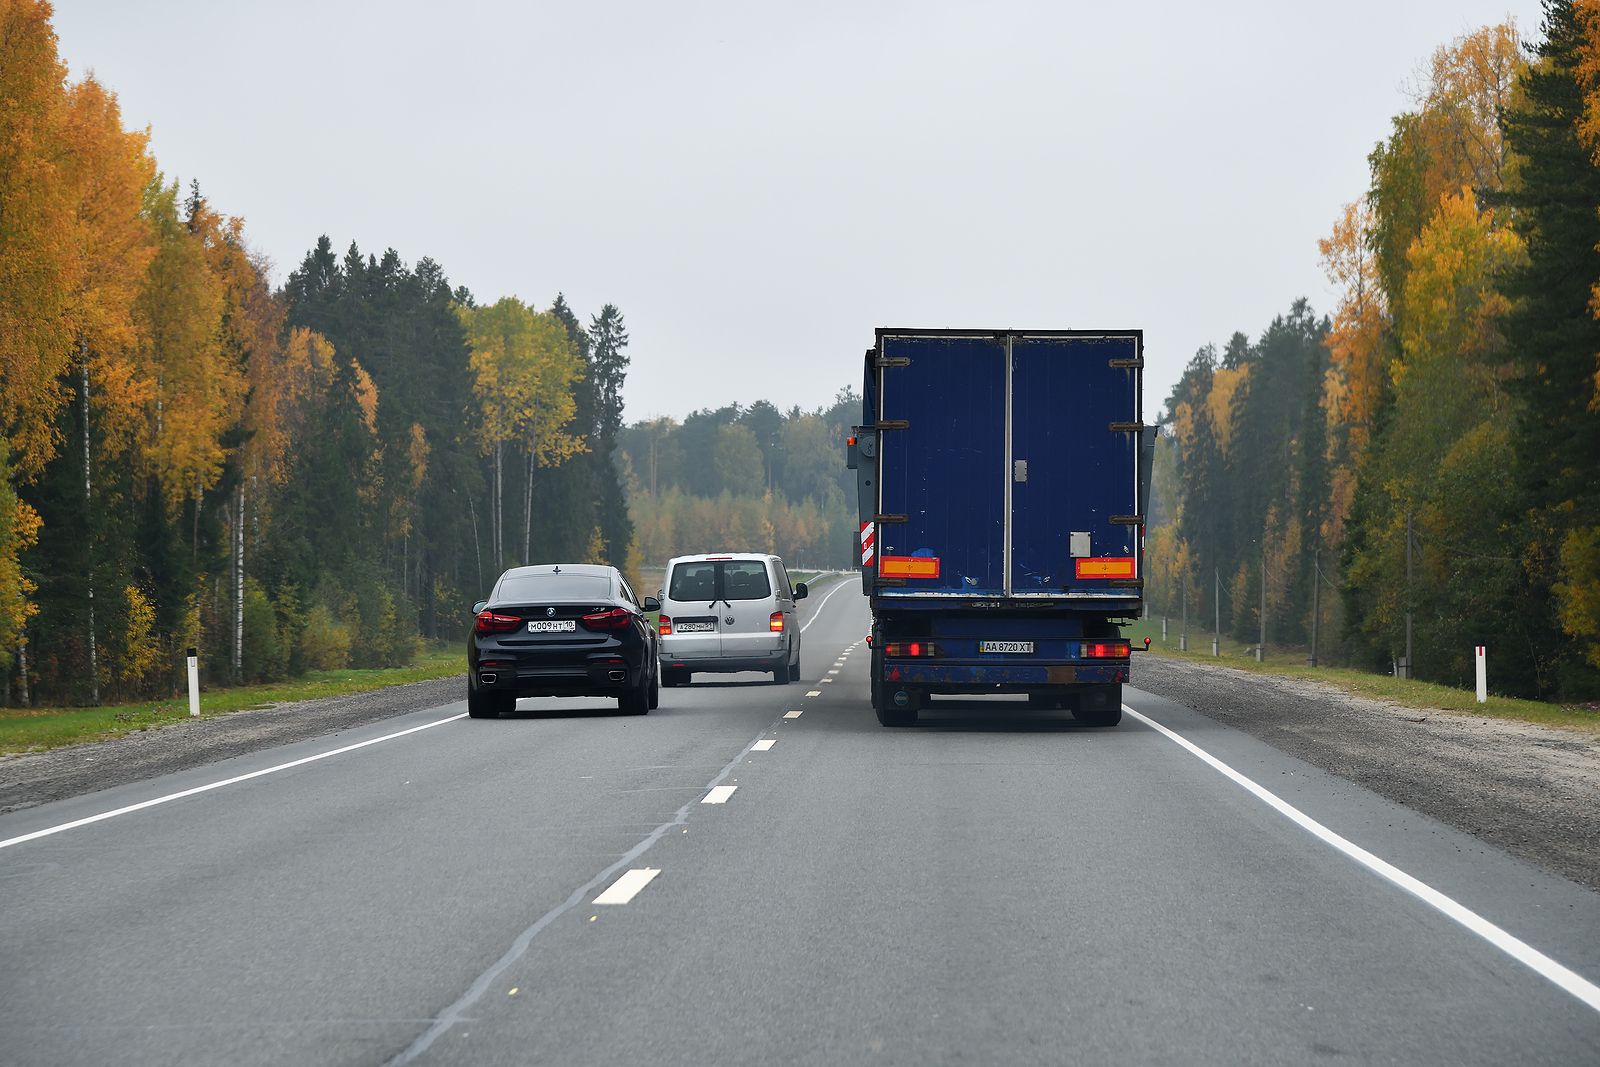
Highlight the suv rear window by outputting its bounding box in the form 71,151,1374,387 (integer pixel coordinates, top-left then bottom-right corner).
668,560,772,602
497,574,611,603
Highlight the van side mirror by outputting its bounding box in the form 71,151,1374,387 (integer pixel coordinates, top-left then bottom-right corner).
794,582,808,600
472,601,487,615
642,596,660,612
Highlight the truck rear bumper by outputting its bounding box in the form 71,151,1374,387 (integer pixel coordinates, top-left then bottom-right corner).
882,662,1127,688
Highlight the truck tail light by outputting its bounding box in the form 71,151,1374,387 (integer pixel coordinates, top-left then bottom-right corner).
883,641,940,657
770,612,784,632
1082,641,1131,658
658,614,672,636
475,611,523,635
580,607,632,631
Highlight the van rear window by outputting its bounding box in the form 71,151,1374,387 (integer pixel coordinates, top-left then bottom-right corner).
669,560,772,602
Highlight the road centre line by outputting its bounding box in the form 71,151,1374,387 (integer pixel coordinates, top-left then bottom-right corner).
702,785,737,804
0,712,469,851
806,690,821,697
784,710,803,719
751,739,776,751
390,708,779,1065
1123,704,1600,1014
593,868,660,905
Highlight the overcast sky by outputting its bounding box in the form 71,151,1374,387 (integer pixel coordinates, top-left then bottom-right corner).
54,0,1543,424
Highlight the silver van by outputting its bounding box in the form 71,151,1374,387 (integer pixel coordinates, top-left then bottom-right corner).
657,553,808,685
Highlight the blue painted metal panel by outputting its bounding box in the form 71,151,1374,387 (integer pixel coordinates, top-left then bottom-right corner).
1009,336,1139,596
877,336,1007,596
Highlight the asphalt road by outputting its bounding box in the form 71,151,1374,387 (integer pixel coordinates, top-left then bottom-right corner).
3,577,1600,1065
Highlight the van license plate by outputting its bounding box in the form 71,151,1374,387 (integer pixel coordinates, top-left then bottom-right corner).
674,622,715,633
980,640,1033,654
527,620,576,633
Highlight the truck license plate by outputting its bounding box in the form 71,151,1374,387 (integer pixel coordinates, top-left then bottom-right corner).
527,620,576,633
980,640,1033,654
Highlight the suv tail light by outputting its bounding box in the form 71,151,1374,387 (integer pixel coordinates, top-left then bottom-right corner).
581,607,632,631
769,611,784,633
1082,640,1131,658
658,614,672,636
883,641,939,657
475,610,523,635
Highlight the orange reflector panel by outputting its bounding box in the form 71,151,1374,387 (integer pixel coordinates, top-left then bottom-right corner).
879,555,940,579
1075,557,1136,579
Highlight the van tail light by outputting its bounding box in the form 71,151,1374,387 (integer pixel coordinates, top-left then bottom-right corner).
581,607,633,631
1082,640,1131,659
658,614,672,636
769,611,784,633
883,641,939,657
475,611,523,635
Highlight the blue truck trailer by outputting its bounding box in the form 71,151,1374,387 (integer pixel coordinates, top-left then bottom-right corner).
846,329,1157,727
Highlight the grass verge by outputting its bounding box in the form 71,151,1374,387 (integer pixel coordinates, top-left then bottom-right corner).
0,644,464,756
1123,619,1599,732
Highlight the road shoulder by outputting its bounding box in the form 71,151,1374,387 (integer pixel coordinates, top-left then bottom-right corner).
1134,654,1600,889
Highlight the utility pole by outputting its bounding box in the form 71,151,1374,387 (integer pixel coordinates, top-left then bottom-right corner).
1308,546,1320,668
1404,510,1414,680
1212,567,1220,657
1179,569,1188,651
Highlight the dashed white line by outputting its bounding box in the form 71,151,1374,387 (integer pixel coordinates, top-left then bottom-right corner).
1123,703,1600,1015
751,739,776,751
784,710,803,719
806,690,821,698
820,678,833,684
593,867,660,905
702,785,738,804
827,669,840,675
0,712,469,851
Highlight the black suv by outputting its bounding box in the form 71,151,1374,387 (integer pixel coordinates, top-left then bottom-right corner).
468,564,660,718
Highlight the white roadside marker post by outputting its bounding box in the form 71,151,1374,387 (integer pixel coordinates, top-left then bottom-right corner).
1475,645,1487,704
187,647,200,718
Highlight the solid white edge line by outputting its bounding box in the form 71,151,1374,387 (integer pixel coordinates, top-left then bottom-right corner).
1122,704,1600,1014
592,867,660,905
702,785,737,804
0,712,469,851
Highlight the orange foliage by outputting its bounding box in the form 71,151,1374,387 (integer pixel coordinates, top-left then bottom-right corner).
1206,366,1249,458
1416,22,1521,196
1318,200,1387,452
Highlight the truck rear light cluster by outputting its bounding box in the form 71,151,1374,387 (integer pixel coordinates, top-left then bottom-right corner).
883,641,940,658
1082,640,1131,658
658,614,672,636
475,610,523,635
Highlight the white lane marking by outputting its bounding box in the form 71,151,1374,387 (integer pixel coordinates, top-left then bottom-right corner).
820,678,833,684
806,690,821,698
593,867,660,905
1123,704,1600,1015
0,713,469,851
827,669,840,674
784,710,803,719
799,578,853,634
702,785,737,804
751,739,776,751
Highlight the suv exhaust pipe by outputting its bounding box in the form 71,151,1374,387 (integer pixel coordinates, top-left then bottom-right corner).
478,672,497,686
607,670,627,682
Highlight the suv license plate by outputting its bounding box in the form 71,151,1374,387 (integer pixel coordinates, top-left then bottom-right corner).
527,620,576,633
674,622,715,633
979,640,1033,654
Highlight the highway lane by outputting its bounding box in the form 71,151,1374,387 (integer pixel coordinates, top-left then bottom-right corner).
3,578,1600,1065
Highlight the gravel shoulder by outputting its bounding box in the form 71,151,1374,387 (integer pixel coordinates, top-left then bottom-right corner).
0,674,464,816
1136,654,1600,890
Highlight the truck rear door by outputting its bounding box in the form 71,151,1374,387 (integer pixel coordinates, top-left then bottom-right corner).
1010,334,1141,598
876,335,1008,597
873,331,1142,600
